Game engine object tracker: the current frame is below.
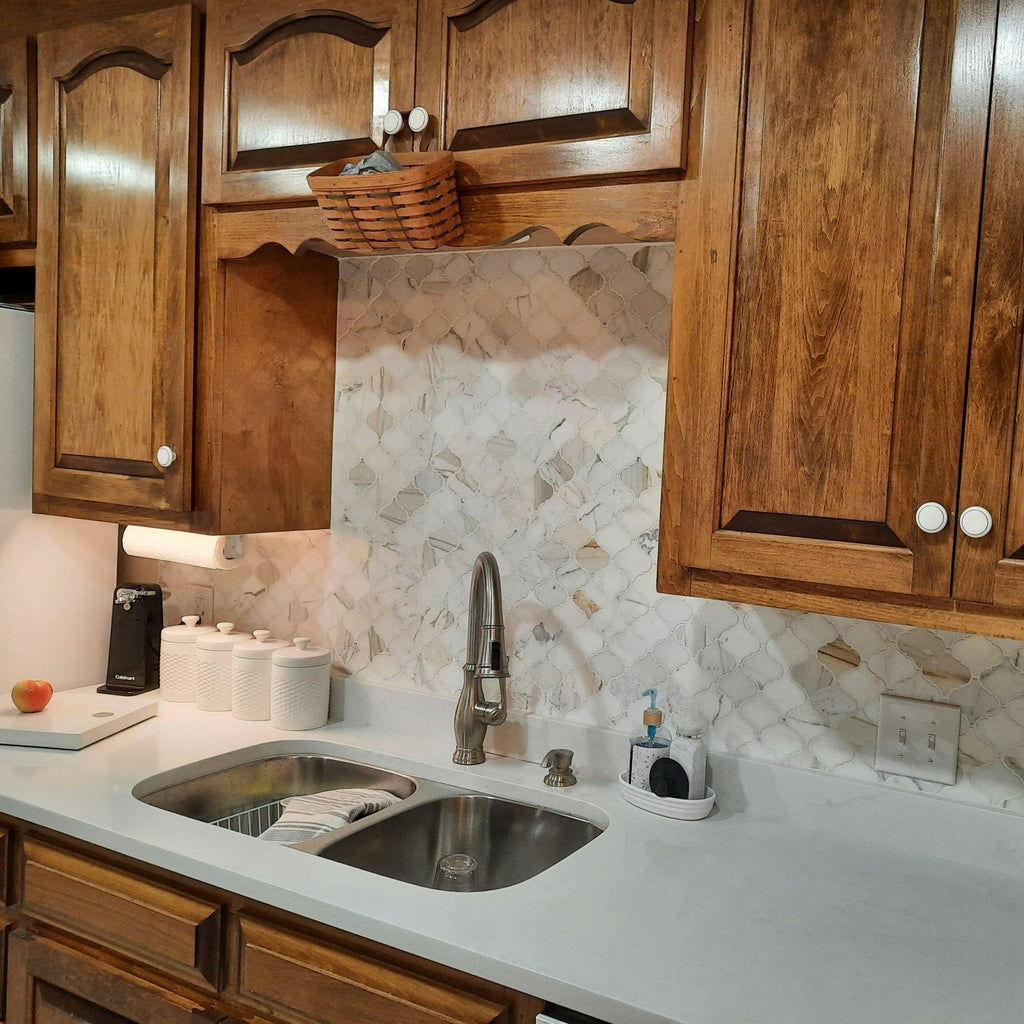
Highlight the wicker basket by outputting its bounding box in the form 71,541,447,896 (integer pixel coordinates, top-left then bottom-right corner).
307,152,463,252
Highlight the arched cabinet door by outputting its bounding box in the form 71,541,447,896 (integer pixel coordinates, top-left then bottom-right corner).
202,0,417,205
414,0,690,189
0,37,34,246
33,5,199,515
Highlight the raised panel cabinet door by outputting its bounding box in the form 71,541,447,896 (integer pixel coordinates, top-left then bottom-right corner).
955,0,1024,608
5,931,206,1024
32,5,199,514
202,0,417,204
0,38,35,246
415,0,690,189
658,0,994,599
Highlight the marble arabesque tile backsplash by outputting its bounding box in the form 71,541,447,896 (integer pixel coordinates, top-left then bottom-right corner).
157,244,1024,817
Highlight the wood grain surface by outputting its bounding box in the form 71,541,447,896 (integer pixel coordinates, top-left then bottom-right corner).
19,838,222,990
0,37,35,245
5,932,207,1024
954,0,1024,604
659,0,999,612
416,0,690,189
193,211,338,535
202,0,416,204
236,916,509,1024
32,5,199,514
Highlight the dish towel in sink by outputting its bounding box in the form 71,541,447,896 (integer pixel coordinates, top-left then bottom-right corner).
258,788,402,844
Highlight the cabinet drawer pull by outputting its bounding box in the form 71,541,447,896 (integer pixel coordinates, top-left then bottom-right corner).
959,505,994,538
915,502,949,534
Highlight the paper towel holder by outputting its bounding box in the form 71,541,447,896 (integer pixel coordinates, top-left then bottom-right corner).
121,527,247,570
223,535,245,560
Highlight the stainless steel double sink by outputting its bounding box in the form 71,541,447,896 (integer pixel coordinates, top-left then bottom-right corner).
132,747,603,892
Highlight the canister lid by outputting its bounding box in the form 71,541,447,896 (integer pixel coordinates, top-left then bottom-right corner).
232,629,290,660
196,622,251,651
271,637,331,668
161,615,217,644
642,708,663,726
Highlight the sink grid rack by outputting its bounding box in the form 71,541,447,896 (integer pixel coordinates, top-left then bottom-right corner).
210,799,287,837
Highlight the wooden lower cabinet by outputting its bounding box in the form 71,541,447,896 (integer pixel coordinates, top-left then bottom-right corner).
6,933,208,1024
18,838,221,992
3,823,543,1024
0,917,9,1023
236,916,510,1024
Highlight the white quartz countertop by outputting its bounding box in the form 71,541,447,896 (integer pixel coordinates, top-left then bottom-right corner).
0,680,1022,1024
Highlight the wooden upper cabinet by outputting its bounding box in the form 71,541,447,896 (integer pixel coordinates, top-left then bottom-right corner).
659,0,995,603
32,5,200,515
0,37,35,246
954,0,1024,610
203,0,417,204
415,0,690,189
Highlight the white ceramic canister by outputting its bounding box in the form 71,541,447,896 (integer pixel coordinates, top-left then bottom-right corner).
231,630,290,721
270,638,331,731
160,616,217,702
195,622,252,711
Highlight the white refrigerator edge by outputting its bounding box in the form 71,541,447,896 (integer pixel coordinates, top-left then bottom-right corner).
0,306,117,690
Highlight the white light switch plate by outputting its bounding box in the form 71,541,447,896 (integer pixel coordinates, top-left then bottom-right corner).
874,694,960,785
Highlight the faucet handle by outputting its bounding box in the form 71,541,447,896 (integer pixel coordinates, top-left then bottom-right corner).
542,748,577,787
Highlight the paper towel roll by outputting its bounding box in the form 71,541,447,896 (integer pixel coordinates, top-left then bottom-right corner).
122,526,244,570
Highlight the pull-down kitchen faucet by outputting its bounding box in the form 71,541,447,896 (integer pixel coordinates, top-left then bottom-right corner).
452,552,509,765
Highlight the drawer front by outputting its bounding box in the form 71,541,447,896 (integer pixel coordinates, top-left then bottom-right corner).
19,839,221,989
238,917,508,1024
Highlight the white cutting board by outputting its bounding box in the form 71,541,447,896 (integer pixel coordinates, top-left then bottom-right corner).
0,685,158,749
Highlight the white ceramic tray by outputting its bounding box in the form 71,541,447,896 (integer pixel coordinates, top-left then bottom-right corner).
618,771,716,820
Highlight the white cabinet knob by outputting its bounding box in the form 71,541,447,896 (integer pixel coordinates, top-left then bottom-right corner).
959,505,994,538
915,502,949,534
382,109,404,136
407,106,429,134
155,445,177,468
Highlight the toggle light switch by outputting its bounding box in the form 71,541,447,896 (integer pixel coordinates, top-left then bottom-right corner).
874,694,960,785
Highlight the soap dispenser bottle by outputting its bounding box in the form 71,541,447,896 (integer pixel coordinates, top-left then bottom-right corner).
628,688,672,791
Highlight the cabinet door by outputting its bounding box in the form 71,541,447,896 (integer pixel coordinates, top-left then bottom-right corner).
202,0,417,205
659,0,994,599
955,0,1024,608
415,0,690,189
0,38,34,246
5,932,205,1024
33,6,199,514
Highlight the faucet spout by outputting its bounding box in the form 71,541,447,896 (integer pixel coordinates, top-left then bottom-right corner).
453,552,509,765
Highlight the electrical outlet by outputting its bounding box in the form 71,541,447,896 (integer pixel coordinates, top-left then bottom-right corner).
184,584,215,627
874,694,960,785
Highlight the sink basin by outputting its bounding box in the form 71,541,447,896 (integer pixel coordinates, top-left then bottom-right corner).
315,793,603,892
133,751,416,835
134,746,604,890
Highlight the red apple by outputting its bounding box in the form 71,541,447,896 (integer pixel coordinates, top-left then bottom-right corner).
11,679,53,713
